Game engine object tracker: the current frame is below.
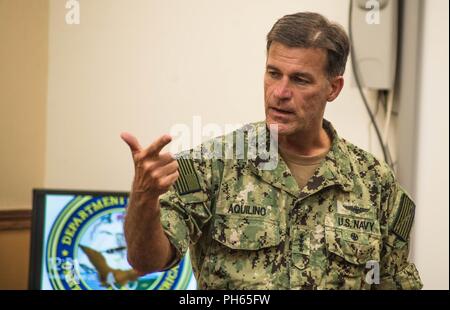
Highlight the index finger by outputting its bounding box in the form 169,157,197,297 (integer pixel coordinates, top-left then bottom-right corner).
120,132,142,155
143,134,172,158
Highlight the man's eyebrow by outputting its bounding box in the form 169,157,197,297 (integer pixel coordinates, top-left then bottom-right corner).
266,64,314,80
266,64,281,71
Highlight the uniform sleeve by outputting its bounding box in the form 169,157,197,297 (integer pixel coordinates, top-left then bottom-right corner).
158,146,215,269
374,170,423,290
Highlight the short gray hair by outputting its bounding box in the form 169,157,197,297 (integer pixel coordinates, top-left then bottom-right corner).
267,12,350,77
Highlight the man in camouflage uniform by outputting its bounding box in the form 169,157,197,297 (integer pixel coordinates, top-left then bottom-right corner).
121,12,422,289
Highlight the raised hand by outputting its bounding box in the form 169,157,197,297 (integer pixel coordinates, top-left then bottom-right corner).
121,132,179,200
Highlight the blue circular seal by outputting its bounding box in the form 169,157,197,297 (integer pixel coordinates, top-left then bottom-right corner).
46,195,193,290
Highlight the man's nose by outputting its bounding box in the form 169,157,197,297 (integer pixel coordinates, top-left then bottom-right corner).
273,78,292,99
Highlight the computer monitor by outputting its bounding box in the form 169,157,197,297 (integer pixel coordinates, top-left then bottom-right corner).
29,189,197,290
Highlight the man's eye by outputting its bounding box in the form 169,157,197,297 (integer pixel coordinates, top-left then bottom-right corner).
268,71,281,79
292,77,308,84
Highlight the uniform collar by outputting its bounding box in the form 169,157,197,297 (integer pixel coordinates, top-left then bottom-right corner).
248,119,354,198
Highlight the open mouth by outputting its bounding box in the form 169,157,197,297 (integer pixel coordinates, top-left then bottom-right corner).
270,107,293,116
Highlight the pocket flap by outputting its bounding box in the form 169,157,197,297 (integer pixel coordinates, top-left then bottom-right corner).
213,214,280,250
325,227,381,265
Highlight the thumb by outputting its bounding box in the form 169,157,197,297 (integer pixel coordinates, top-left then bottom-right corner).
120,132,142,155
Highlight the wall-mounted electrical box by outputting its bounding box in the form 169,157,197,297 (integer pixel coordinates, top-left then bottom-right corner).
351,0,399,90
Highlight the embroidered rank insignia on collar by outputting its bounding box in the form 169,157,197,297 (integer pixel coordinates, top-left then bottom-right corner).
174,158,202,195
392,194,415,241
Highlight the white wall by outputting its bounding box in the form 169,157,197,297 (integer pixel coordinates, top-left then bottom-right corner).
414,0,449,290
45,0,380,191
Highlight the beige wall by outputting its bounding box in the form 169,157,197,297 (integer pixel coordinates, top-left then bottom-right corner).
45,0,385,192
0,229,30,289
0,0,48,290
0,0,48,210
414,0,449,290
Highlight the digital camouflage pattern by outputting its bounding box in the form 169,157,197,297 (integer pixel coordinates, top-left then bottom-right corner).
159,120,423,289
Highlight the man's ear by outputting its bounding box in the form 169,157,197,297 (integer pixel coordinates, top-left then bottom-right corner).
327,76,344,102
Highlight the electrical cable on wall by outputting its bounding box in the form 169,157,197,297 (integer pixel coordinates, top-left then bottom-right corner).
381,89,397,172
348,0,394,168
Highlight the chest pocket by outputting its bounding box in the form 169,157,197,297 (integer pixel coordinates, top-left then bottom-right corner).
203,213,282,289
212,170,282,250
324,214,381,289
200,167,284,288
212,213,281,250
325,227,381,265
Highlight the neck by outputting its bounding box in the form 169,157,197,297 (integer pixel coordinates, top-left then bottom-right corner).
278,122,331,156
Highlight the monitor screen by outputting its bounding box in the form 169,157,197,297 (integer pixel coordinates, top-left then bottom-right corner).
29,189,197,290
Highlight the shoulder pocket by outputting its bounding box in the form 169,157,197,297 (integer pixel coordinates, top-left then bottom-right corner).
175,190,210,222
212,214,280,250
325,227,381,265
170,190,212,240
